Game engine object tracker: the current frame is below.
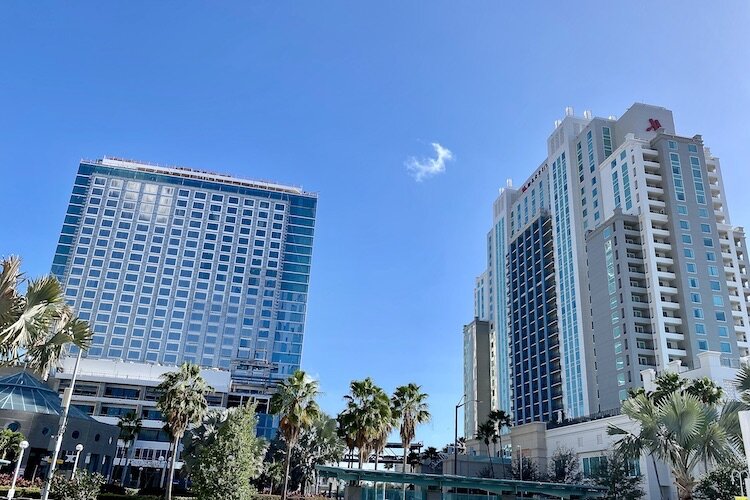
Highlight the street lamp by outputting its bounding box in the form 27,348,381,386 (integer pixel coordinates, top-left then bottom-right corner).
7,440,29,499
158,455,166,489
72,444,84,478
517,446,522,481
454,395,480,476
42,348,84,500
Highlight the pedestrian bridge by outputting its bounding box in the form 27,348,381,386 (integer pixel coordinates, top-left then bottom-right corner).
316,465,605,499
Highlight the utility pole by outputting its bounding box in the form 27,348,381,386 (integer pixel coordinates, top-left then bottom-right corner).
41,349,83,500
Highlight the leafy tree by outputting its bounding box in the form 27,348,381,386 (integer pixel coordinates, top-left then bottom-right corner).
406,451,421,472
686,377,723,405
189,403,267,500
608,390,735,500
270,370,320,500
392,384,430,475
419,446,443,472
588,452,644,500
488,410,511,479
116,412,142,487
548,447,583,484
510,456,544,482
0,256,91,376
336,411,357,469
182,408,230,467
48,470,105,500
0,429,25,462
157,362,213,500
292,413,345,494
694,459,745,500
475,420,497,477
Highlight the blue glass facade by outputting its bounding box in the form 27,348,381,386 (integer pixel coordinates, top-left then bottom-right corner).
52,159,317,439
551,152,586,418
508,214,562,424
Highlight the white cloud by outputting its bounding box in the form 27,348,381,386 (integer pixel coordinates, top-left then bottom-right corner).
405,142,453,182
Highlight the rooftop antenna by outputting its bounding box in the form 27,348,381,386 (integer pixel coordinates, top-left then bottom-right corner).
506,178,513,188
583,110,592,119
565,106,574,116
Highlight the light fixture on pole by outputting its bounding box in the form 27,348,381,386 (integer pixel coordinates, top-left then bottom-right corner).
7,440,29,499
72,444,84,478
454,395,480,476
517,445,522,481
41,348,84,500
158,455,166,489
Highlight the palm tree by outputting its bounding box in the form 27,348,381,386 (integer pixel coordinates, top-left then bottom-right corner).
270,370,320,500
392,383,430,475
370,392,394,470
336,410,357,468
343,378,390,469
608,391,736,500
117,412,143,487
0,256,92,376
476,420,498,478
157,363,213,500
488,410,512,479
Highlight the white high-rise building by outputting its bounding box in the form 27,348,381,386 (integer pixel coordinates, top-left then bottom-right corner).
467,104,750,425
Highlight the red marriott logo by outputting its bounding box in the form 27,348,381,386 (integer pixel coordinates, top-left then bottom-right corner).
647,118,662,132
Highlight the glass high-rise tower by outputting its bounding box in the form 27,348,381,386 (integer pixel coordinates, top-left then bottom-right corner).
52,157,317,437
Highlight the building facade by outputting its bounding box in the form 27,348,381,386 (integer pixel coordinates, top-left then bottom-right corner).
462,319,492,438
469,104,750,425
51,157,317,437
51,357,230,486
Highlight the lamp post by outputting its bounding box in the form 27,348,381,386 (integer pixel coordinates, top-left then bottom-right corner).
158,455,166,489
7,440,29,499
42,348,84,500
72,444,84,478
454,395,480,476
516,446,522,481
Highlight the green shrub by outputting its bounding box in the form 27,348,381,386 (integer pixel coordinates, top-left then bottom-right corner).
0,485,42,498
49,471,105,500
96,495,161,500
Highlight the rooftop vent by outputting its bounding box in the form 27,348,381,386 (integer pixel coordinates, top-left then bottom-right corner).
565,106,574,116
583,110,592,119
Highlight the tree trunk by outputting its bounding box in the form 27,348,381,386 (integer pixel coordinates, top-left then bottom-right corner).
402,443,408,500
282,440,293,500
497,434,503,479
121,442,130,487
166,434,180,500
374,452,379,470
486,444,494,478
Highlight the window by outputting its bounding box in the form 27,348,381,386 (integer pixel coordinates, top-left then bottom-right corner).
716,311,726,322
682,235,692,244
698,340,708,351
708,266,719,277
718,326,729,337
679,220,690,230
706,251,716,262
690,293,701,303
687,263,697,273
713,294,724,306
720,342,732,354
695,324,706,335
704,238,714,247
693,308,704,319
701,223,711,233
710,280,721,291
684,248,694,258
689,278,699,288
677,205,688,215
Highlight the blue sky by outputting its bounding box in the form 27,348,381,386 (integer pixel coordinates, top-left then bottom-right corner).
1,2,749,448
